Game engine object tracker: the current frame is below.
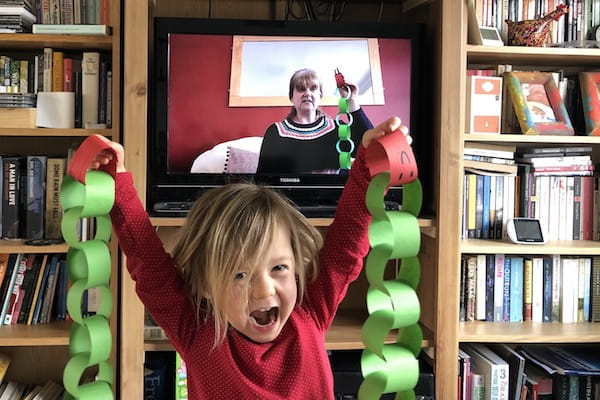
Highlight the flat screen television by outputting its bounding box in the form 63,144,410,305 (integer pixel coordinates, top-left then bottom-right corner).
149,17,424,217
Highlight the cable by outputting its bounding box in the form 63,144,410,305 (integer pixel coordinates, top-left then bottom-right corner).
377,1,383,22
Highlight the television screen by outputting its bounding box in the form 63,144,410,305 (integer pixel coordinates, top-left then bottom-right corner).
150,18,423,217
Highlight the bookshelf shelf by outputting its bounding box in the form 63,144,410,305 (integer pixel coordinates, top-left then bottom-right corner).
459,321,600,343
461,239,600,255
464,134,600,145
0,34,112,50
0,128,113,137
150,216,436,229
144,311,433,351
0,320,70,346
467,44,600,66
0,240,69,253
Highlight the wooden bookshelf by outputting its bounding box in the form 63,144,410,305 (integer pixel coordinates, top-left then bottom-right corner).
0,321,71,346
460,321,600,343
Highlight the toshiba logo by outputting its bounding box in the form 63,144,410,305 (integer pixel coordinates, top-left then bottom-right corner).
280,177,300,183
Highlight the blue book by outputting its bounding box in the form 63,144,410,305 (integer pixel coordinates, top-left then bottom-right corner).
482,175,491,239
542,257,553,322
509,256,524,322
520,345,600,376
502,257,511,322
582,257,591,322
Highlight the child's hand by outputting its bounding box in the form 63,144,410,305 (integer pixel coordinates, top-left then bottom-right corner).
90,134,126,173
362,116,411,149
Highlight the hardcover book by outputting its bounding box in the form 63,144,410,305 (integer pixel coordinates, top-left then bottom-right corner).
26,155,47,240
465,75,503,135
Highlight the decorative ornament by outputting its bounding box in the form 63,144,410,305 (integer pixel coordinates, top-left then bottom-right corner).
359,129,422,399
506,4,568,47
61,135,116,399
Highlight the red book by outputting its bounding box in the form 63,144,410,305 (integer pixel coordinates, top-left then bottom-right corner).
63,57,73,92
580,176,594,240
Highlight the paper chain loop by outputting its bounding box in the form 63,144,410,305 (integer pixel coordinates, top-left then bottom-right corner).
359,130,422,400
61,136,116,399
336,96,354,170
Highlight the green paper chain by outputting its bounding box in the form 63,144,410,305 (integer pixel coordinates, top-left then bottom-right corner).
336,95,354,170
359,170,423,399
60,170,115,400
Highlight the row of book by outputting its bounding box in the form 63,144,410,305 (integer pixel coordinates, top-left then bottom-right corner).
0,50,112,129
0,155,64,241
473,0,599,45
0,253,68,326
0,380,63,400
462,143,598,241
460,254,600,323
458,343,600,400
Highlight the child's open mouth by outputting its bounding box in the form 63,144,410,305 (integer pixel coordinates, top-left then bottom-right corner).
250,307,279,326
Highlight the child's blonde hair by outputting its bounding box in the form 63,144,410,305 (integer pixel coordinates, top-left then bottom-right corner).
171,183,322,346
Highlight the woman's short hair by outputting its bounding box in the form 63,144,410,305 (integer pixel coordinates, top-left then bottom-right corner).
171,182,322,346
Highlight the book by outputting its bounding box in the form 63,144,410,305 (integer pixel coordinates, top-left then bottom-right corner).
51,51,63,92
464,160,518,175
26,254,47,324
25,155,47,240
16,254,43,324
493,254,505,322
489,343,526,400
32,23,112,35
465,75,502,134
81,51,100,128
175,352,188,400
0,352,10,384
520,345,600,376
462,343,509,400
509,256,523,322
3,254,26,325
1,157,23,239
591,256,600,323
44,158,65,240
464,142,516,160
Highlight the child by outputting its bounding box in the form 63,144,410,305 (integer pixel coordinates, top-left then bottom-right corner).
91,117,409,399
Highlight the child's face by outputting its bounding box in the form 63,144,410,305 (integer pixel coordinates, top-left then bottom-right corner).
225,224,298,343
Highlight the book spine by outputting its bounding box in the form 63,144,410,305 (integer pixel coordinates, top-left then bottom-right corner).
63,57,73,92
494,254,505,322
509,256,523,322
44,158,65,240
26,156,47,240
51,51,64,92
42,47,53,92
81,51,100,127
485,254,495,321
532,257,544,322
502,256,511,322
591,256,600,322
466,255,476,321
1,158,21,239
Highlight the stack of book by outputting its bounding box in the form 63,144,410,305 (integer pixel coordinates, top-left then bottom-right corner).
0,0,36,33
463,143,517,240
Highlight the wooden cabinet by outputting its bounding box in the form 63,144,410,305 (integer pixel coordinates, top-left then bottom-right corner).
0,0,121,387
446,4,600,400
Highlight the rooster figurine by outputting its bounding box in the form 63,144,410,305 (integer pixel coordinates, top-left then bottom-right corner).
505,4,568,46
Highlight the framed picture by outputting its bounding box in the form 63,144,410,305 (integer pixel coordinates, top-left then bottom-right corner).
579,72,600,136
228,36,384,107
504,71,574,135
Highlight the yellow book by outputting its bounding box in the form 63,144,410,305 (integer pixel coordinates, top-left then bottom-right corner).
52,51,64,91
0,352,11,384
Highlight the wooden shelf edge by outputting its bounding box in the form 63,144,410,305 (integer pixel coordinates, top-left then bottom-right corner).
0,127,113,137
462,239,600,255
145,314,433,351
0,33,112,50
459,321,600,343
464,134,600,144
0,240,68,253
151,216,436,228
0,320,71,346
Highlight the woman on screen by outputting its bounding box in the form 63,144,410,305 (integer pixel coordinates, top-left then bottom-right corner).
256,68,373,175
